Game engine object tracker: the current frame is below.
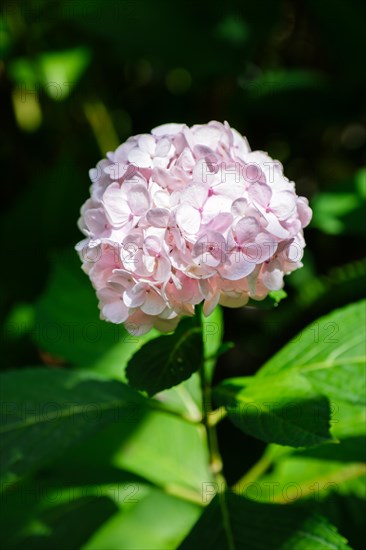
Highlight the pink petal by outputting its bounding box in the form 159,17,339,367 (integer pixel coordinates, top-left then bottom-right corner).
128,184,150,215
231,198,249,217
248,182,272,207
235,216,260,244
146,208,170,228
155,256,172,282
144,235,161,255
220,251,256,280
255,233,278,262
141,290,166,315
179,148,195,171
193,231,227,267
84,208,108,235
102,300,129,323
297,197,313,227
205,212,233,233
203,291,220,316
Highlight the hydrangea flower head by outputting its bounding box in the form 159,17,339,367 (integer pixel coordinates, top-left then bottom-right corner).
76,121,312,334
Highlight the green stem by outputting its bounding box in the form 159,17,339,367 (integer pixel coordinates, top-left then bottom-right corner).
199,360,223,476
198,307,236,550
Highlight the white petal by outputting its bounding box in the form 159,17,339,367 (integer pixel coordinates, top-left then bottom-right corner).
176,204,201,234
155,138,173,157
262,262,284,290
128,148,152,168
262,211,289,239
138,134,156,155
152,123,185,136
270,191,296,220
202,195,232,224
123,284,146,308
103,182,131,226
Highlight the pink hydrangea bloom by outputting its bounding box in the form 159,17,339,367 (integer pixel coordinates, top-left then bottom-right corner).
76,121,312,334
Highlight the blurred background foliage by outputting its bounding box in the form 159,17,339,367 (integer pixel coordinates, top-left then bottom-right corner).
0,0,365,548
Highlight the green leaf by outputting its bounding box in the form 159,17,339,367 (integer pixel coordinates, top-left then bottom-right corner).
84,488,201,550
1,474,200,550
34,250,158,369
9,48,91,102
304,362,365,407
154,373,202,421
257,300,365,378
38,47,91,100
244,69,327,98
8,58,38,87
126,317,203,396
215,15,250,46
214,372,332,447
0,475,146,548
253,449,366,505
18,497,117,550
0,368,150,487
47,394,212,500
111,409,212,498
256,301,366,440
179,492,351,549
311,169,366,236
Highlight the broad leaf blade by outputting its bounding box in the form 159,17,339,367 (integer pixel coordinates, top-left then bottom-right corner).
214,373,332,447
0,368,149,487
112,410,212,496
84,488,201,550
255,300,366,442
179,492,351,550
258,300,365,378
34,250,158,369
126,318,203,396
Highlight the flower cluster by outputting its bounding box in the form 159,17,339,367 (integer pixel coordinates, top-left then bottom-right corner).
76,121,312,334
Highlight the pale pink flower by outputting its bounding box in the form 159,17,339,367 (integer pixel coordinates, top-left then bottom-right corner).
77,121,312,334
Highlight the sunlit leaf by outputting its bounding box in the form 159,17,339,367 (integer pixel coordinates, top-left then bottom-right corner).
214,372,332,447
38,47,91,100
